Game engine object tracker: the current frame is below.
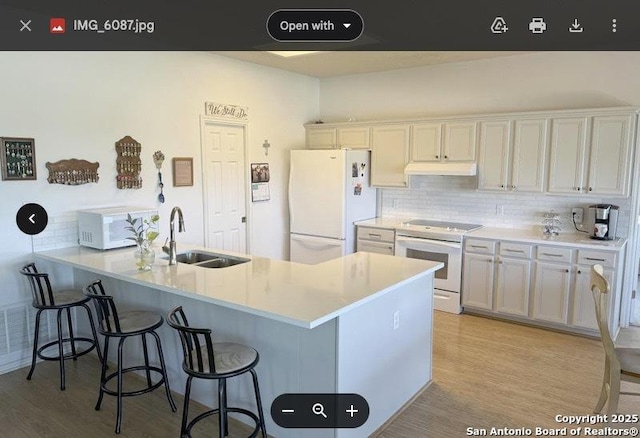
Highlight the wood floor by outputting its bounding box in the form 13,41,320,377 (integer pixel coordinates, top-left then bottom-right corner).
0,313,637,437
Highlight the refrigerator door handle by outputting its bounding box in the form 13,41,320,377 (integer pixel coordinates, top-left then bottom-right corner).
291,235,343,249
288,159,294,228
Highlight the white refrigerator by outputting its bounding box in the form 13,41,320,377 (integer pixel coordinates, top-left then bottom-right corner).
289,149,377,264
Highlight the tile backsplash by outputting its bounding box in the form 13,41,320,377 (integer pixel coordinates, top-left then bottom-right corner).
31,213,78,252
381,175,631,238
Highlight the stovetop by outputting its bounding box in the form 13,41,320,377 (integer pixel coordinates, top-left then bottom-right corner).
396,219,483,242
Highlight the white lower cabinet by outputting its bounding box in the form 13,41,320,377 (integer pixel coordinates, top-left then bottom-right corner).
462,252,494,310
532,261,571,324
496,257,531,317
463,237,623,335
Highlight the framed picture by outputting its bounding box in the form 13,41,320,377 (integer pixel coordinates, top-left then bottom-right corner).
251,163,270,183
1,137,36,181
172,157,193,187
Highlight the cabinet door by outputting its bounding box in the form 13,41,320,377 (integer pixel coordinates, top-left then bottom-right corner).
307,128,337,149
478,121,510,191
462,253,495,310
571,266,615,330
371,125,410,187
444,122,477,161
532,262,571,324
495,257,531,317
511,119,548,192
547,117,588,194
338,127,370,149
587,115,632,196
411,123,442,162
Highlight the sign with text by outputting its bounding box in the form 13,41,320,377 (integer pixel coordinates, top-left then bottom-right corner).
205,102,248,121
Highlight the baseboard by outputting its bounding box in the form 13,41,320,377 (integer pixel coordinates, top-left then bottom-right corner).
369,380,433,437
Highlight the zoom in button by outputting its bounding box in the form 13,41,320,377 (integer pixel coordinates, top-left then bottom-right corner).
267,9,364,42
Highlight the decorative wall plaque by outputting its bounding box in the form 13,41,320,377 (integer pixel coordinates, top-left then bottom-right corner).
172,157,193,187
46,159,99,185
204,102,249,121
1,137,36,180
115,136,142,189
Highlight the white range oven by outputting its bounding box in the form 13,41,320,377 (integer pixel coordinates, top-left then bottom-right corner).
394,220,482,314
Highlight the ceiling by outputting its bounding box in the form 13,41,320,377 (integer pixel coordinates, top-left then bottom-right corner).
213,51,530,78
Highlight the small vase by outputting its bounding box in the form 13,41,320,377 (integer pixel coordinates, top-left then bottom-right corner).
134,243,155,271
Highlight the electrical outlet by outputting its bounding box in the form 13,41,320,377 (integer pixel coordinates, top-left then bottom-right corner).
391,198,399,209
496,205,504,215
572,207,583,224
393,311,400,330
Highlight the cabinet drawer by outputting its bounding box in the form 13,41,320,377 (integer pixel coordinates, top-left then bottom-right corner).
577,250,616,268
357,239,395,255
499,242,533,259
537,246,572,263
357,226,395,242
464,239,496,254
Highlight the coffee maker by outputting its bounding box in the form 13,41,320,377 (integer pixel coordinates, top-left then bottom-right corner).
587,204,619,240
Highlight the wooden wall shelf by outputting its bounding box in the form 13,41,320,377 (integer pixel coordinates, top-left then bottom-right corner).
46,159,99,185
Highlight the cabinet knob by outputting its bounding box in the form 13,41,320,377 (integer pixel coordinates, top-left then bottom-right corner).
500,184,505,188
588,187,593,192
444,155,448,159
565,269,569,273
435,155,439,159
512,185,517,189
577,270,582,274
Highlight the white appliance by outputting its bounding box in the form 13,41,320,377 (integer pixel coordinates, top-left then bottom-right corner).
289,149,377,264
78,206,158,250
394,219,482,314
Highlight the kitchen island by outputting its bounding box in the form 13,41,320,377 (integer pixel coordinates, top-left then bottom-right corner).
35,245,442,438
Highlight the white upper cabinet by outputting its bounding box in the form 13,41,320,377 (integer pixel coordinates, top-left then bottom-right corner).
306,126,370,149
371,124,410,188
411,123,442,162
307,127,337,149
587,115,632,195
547,117,588,194
548,113,633,196
444,122,477,161
478,118,547,192
411,121,476,162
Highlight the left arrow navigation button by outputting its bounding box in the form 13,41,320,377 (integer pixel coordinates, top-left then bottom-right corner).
16,203,48,235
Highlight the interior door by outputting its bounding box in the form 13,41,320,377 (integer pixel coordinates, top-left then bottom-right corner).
201,121,247,252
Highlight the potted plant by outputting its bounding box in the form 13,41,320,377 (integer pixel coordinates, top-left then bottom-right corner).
126,213,160,271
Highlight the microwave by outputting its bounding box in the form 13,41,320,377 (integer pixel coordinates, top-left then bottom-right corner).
78,206,158,250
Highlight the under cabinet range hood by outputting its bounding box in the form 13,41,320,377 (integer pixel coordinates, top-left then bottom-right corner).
404,162,477,176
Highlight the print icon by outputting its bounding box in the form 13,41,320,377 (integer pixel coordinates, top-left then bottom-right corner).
529,18,547,34
50,18,65,34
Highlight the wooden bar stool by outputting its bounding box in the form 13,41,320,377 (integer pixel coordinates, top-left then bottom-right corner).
167,306,267,438
84,279,177,434
20,263,102,390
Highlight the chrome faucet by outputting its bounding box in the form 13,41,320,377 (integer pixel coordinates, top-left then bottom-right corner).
162,206,185,265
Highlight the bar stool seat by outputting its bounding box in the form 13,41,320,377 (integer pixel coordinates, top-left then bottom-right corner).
167,306,267,438
20,263,102,391
84,279,176,434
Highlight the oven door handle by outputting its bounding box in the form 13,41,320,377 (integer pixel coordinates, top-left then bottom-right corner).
395,235,461,250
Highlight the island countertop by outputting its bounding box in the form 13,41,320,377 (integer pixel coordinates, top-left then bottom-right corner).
35,245,442,329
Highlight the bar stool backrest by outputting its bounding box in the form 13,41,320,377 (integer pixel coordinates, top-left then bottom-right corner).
167,306,217,375
20,263,57,307
84,280,123,333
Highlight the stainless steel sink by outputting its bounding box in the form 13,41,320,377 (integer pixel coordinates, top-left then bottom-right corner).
166,250,250,268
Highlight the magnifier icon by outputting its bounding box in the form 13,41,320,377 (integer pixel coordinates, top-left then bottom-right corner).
312,402,327,418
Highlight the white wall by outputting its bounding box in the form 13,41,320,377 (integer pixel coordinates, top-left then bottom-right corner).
0,51,318,306
318,52,640,234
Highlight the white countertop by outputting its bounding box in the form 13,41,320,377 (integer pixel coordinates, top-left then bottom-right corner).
35,245,442,329
356,218,627,251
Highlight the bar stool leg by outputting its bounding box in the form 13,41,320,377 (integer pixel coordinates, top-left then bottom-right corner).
141,333,152,387
222,379,228,436
250,369,267,437
218,378,227,438
56,309,66,390
150,331,177,412
115,337,126,434
27,309,44,381
181,376,193,438
66,308,78,360
82,304,103,364
95,337,109,411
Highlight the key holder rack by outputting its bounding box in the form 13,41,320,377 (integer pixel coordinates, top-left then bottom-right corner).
115,136,142,189
46,159,99,185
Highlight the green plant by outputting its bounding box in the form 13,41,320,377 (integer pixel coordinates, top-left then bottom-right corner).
125,213,160,247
